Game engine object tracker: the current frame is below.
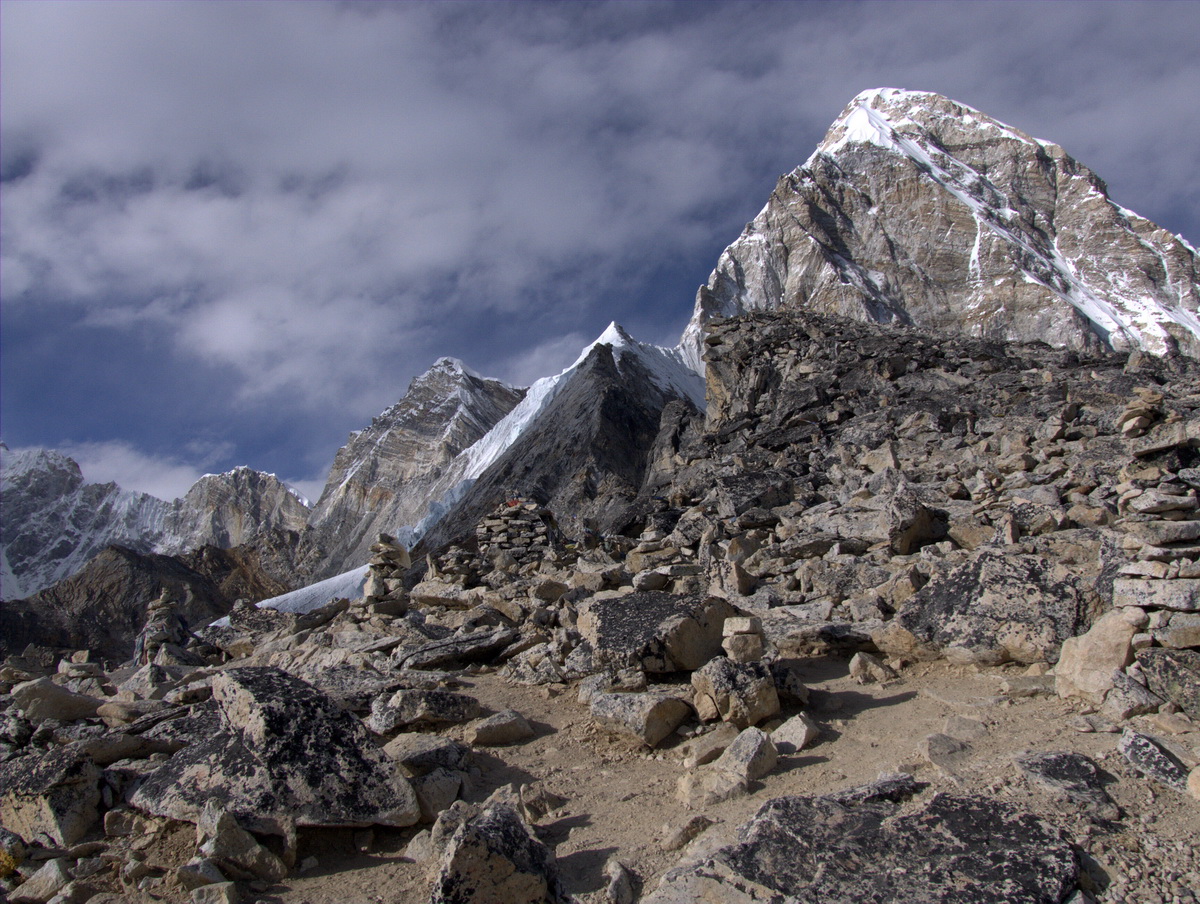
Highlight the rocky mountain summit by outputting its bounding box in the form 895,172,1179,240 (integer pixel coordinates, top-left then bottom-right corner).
305,359,526,580
680,88,1200,370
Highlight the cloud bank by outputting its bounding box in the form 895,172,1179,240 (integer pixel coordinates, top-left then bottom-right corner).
3,1,1198,491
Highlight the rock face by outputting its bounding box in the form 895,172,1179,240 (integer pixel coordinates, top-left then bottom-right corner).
645,776,1079,904
0,448,170,599
160,467,311,555
417,329,704,551
306,358,525,577
130,667,421,832
0,544,290,660
680,88,1200,372
0,446,313,600
877,550,1095,665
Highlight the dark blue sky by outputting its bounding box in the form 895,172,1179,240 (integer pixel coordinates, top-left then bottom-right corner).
3,1,1198,501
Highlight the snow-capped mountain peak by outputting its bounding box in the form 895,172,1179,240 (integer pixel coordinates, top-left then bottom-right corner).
680,88,1200,370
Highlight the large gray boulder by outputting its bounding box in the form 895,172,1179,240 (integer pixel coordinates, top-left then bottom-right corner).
0,748,100,846
578,591,733,673
875,550,1093,665
644,776,1079,903
691,658,780,728
129,667,420,833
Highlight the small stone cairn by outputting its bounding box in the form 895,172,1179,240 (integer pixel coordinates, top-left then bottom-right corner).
362,533,412,613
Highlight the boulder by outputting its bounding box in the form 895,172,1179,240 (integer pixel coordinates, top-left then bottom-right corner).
367,689,482,734
430,803,565,904
887,485,947,554
9,858,73,904
1099,670,1164,721
1136,647,1200,719
383,733,472,775
468,710,535,746
197,804,288,881
589,691,692,747
772,713,821,754
129,667,420,833
712,726,777,782
680,722,741,769
1014,751,1119,820
11,678,102,723
413,767,465,824
875,551,1091,665
1054,608,1141,704
643,776,1078,904
1155,612,1200,649
691,658,780,728
393,627,518,670
848,651,898,684
0,825,26,878
190,883,239,904
1118,729,1191,792
0,748,100,846
578,591,733,673
1113,577,1200,611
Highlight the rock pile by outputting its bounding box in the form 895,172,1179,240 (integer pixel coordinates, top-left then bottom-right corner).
475,499,569,570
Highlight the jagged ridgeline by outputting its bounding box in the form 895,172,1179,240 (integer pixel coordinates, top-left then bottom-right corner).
2,89,1200,903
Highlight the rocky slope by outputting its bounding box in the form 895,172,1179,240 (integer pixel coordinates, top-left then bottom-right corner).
416,325,704,554
680,88,1200,370
2,311,1199,904
159,468,311,556
306,358,525,579
0,542,292,661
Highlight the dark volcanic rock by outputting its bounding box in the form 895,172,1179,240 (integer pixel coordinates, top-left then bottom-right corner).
876,550,1095,665
129,667,420,832
1136,647,1200,720
644,777,1078,903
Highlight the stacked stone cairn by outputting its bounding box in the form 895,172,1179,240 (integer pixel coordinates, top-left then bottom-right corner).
361,533,412,615
474,499,571,572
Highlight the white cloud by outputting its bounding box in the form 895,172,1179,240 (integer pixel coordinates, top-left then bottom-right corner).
2,1,1197,484
54,440,219,501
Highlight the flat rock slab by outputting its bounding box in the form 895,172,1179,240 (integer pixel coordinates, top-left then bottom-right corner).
578,591,733,672
644,776,1079,904
1014,751,1119,820
393,627,518,670
368,688,482,734
1113,577,1200,612
129,666,420,833
875,550,1090,665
